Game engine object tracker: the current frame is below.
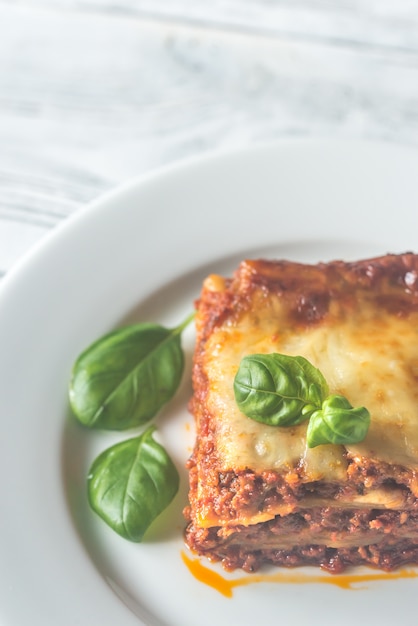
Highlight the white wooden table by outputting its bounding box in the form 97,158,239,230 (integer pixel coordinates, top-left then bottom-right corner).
1,0,418,277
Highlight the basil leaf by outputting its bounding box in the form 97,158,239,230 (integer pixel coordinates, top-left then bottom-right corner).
87,426,179,541
233,353,328,426
69,313,194,430
306,394,371,448
234,353,370,447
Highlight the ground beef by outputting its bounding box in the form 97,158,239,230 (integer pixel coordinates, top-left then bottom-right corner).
184,507,418,574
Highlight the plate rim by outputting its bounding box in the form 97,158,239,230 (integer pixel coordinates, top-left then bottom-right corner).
1,138,418,626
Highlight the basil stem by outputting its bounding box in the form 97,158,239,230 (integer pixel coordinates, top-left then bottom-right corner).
234,353,370,447
87,426,179,541
69,312,194,430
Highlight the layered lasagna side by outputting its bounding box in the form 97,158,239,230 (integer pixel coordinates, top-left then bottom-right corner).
184,253,418,573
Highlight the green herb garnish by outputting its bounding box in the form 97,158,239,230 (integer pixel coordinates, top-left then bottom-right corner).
87,426,179,541
69,312,194,541
69,313,194,431
233,353,370,448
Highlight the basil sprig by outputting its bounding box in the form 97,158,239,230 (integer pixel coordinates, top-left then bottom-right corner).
234,353,370,448
69,313,194,542
87,427,179,542
70,313,194,430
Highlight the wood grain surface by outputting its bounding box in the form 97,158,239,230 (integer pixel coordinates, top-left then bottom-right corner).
1,1,418,275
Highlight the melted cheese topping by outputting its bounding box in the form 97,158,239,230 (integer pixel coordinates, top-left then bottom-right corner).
204,295,418,479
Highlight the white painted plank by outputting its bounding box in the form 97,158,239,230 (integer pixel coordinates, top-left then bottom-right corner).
1,2,418,274
10,0,418,51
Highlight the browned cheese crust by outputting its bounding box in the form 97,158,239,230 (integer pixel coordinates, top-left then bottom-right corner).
184,253,418,573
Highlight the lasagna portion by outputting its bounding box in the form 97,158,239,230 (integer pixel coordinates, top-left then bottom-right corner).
184,253,418,573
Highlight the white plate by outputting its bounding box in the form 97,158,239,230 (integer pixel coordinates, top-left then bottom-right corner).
1,139,418,626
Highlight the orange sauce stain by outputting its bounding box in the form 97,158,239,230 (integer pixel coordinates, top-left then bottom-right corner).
181,551,418,598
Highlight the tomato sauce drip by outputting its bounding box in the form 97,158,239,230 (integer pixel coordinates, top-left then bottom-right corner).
181,551,418,598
